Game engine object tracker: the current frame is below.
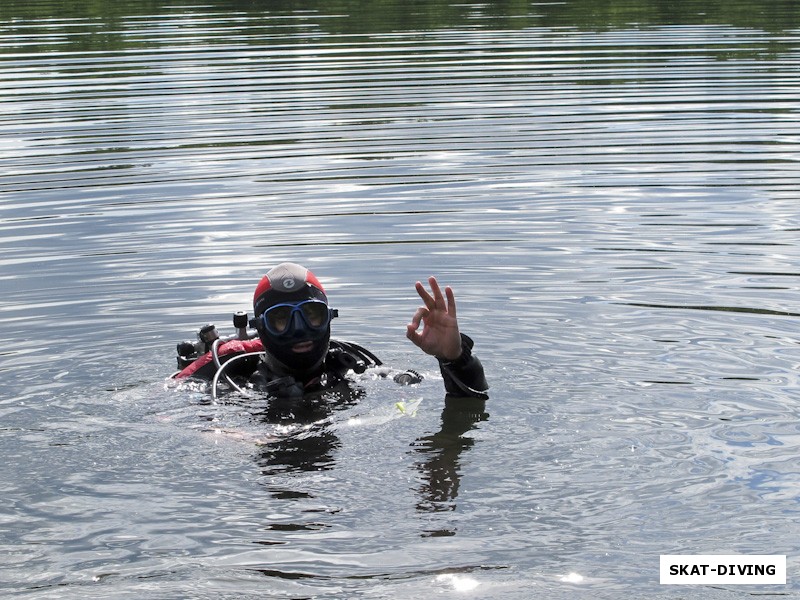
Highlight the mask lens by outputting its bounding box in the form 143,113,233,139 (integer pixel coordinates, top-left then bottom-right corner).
264,305,293,334
301,302,328,328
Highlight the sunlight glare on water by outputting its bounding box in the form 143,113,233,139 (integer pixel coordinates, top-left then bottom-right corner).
1,0,800,598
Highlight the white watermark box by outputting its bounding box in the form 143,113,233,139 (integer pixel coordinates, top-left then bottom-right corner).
660,555,786,585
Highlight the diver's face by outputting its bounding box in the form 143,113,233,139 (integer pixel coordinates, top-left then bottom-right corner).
257,299,332,374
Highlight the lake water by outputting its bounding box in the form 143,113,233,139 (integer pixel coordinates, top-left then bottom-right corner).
2,1,800,597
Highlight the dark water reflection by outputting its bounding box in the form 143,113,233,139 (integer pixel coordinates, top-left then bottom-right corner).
2,0,800,597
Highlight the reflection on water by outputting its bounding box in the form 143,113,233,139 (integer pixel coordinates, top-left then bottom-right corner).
2,0,800,598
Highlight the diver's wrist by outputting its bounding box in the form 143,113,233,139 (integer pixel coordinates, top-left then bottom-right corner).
438,336,471,367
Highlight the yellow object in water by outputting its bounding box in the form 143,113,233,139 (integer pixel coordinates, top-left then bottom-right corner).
395,398,422,417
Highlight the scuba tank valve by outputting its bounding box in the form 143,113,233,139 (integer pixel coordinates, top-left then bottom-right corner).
233,310,249,340
176,323,218,369
175,312,259,370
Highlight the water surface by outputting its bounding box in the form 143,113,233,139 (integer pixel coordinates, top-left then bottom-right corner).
2,1,800,597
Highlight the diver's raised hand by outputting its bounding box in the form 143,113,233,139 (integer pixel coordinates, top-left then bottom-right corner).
406,276,463,361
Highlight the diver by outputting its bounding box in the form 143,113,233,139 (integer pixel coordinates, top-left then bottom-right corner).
173,262,488,406
174,263,489,512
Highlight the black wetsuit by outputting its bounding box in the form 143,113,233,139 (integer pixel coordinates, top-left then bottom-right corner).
249,333,488,402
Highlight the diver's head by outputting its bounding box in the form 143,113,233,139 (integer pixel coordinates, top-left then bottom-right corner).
253,262,336,377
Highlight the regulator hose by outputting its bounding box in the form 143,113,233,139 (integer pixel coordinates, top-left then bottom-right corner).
211,349,262,400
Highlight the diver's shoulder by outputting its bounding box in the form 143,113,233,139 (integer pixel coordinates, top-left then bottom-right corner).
326,338,383,375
